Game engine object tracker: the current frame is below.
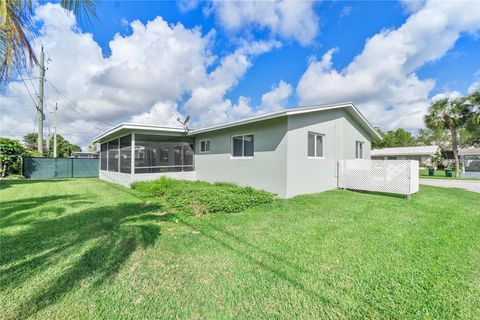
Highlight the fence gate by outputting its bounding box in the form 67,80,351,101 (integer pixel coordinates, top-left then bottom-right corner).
338,160,419,196
23,157,99,179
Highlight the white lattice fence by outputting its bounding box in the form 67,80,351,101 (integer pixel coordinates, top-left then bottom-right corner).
338,160,419,196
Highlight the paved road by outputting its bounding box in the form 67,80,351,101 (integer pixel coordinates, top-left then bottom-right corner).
420,179,480,193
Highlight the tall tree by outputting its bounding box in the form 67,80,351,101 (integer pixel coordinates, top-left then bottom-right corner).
462,91,480,146
372,128,416,149
0,137,25,177
23,132,81,157
0,0,96,84
416,127,450,148
424,98,467,177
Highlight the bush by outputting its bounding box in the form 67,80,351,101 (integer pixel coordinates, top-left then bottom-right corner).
132,177,275,215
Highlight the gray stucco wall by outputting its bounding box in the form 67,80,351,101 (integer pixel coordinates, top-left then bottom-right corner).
285,109,372,197
194,117,289,197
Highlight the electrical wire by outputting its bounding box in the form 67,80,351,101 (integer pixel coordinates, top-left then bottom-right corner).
45,79,115,127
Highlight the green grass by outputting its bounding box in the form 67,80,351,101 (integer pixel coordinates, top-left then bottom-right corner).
1,179,479,319
419,168,480,180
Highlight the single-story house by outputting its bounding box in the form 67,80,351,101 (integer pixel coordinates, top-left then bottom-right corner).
371,145,439,166
92,102,381,198
71,151,99,159
459,147,480,178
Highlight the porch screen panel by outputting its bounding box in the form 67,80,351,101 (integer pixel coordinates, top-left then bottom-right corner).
134,134,194,173
107,139,119,172
100,143,107,170
120,135,131,173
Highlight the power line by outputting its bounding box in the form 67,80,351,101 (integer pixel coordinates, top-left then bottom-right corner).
45,79,115,127
17,71,38,110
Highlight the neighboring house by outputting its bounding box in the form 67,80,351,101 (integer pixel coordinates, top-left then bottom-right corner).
71,151,99,159
371,145,439,166
92,103,381,198
458,147,480,178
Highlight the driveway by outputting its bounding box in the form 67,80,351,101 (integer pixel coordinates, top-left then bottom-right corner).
420,179,480,193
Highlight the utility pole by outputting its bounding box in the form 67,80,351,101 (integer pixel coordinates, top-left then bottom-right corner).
37,46,45,153
53,103,58,158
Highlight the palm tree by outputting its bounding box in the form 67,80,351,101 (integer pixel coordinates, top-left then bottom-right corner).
0,0,96,84
424,98,467,177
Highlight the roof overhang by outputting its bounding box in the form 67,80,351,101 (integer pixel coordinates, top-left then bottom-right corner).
91,102,382,144
91,123,185,144
190,102,382,140
371,145,439,157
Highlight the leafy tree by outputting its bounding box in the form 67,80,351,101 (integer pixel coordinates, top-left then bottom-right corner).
23,133,81,157
424,97,468,177
372,128,416,148
47,134,81,157
416,127,450,148
0,137,25,178
1,0,97,84
461,90,480,146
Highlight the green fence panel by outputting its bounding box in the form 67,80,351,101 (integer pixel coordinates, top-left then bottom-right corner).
72,159,99,178
23,158,99,179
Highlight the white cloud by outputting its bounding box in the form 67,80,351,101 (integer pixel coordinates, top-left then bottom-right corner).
297,0,480,130
208,0,319,45
399,0,427,13
260,80,292,112
340,6,352,18
468,82,480,94
0,3,277,148
430,91,462,102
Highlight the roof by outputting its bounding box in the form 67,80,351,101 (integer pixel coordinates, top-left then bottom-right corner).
371,145,439,157
92,123,185,144
458,148,480,156
92,102,382,144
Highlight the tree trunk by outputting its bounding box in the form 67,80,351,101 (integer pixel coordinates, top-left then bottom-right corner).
0,163,7,179
451,127,460,178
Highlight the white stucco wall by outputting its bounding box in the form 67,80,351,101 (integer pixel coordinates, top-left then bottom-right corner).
285,109,372,198
194,117,289,197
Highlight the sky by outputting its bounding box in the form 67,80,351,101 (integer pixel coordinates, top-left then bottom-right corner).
1,0,480,149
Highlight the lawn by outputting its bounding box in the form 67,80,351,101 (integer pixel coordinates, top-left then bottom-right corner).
1,179,479,319
419,168,480,180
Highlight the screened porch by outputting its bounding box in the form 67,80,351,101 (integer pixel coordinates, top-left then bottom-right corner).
99,134,195,175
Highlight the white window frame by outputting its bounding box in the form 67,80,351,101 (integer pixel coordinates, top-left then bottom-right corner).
356,141,364,159
231,134,254,159
199,139,210,153
307,132,325,159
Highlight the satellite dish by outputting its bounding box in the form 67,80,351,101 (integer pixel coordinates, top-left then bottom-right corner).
177,115,191,133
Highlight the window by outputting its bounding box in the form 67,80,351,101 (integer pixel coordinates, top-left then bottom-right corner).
308,132,324,158
355,141,364,159
232,134,254,158
200,139,210,153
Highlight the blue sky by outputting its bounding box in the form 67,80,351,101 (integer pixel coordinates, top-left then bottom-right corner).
80,0,479,105
1,0,480,147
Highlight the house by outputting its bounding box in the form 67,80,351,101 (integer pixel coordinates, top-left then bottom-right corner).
71,151,99,159
371,145,439,166
458,147,480,178
91,102,381,198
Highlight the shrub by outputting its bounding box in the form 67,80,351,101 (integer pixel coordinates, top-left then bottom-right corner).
132,177,275,215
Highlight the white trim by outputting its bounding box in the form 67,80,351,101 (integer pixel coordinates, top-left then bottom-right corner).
92,123,185,143
307,132,325,159
91,103,382,144
199,139,210,153
231,133,255,158
355,141,364,160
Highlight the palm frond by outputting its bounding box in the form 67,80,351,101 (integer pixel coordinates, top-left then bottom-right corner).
60,0,98,25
